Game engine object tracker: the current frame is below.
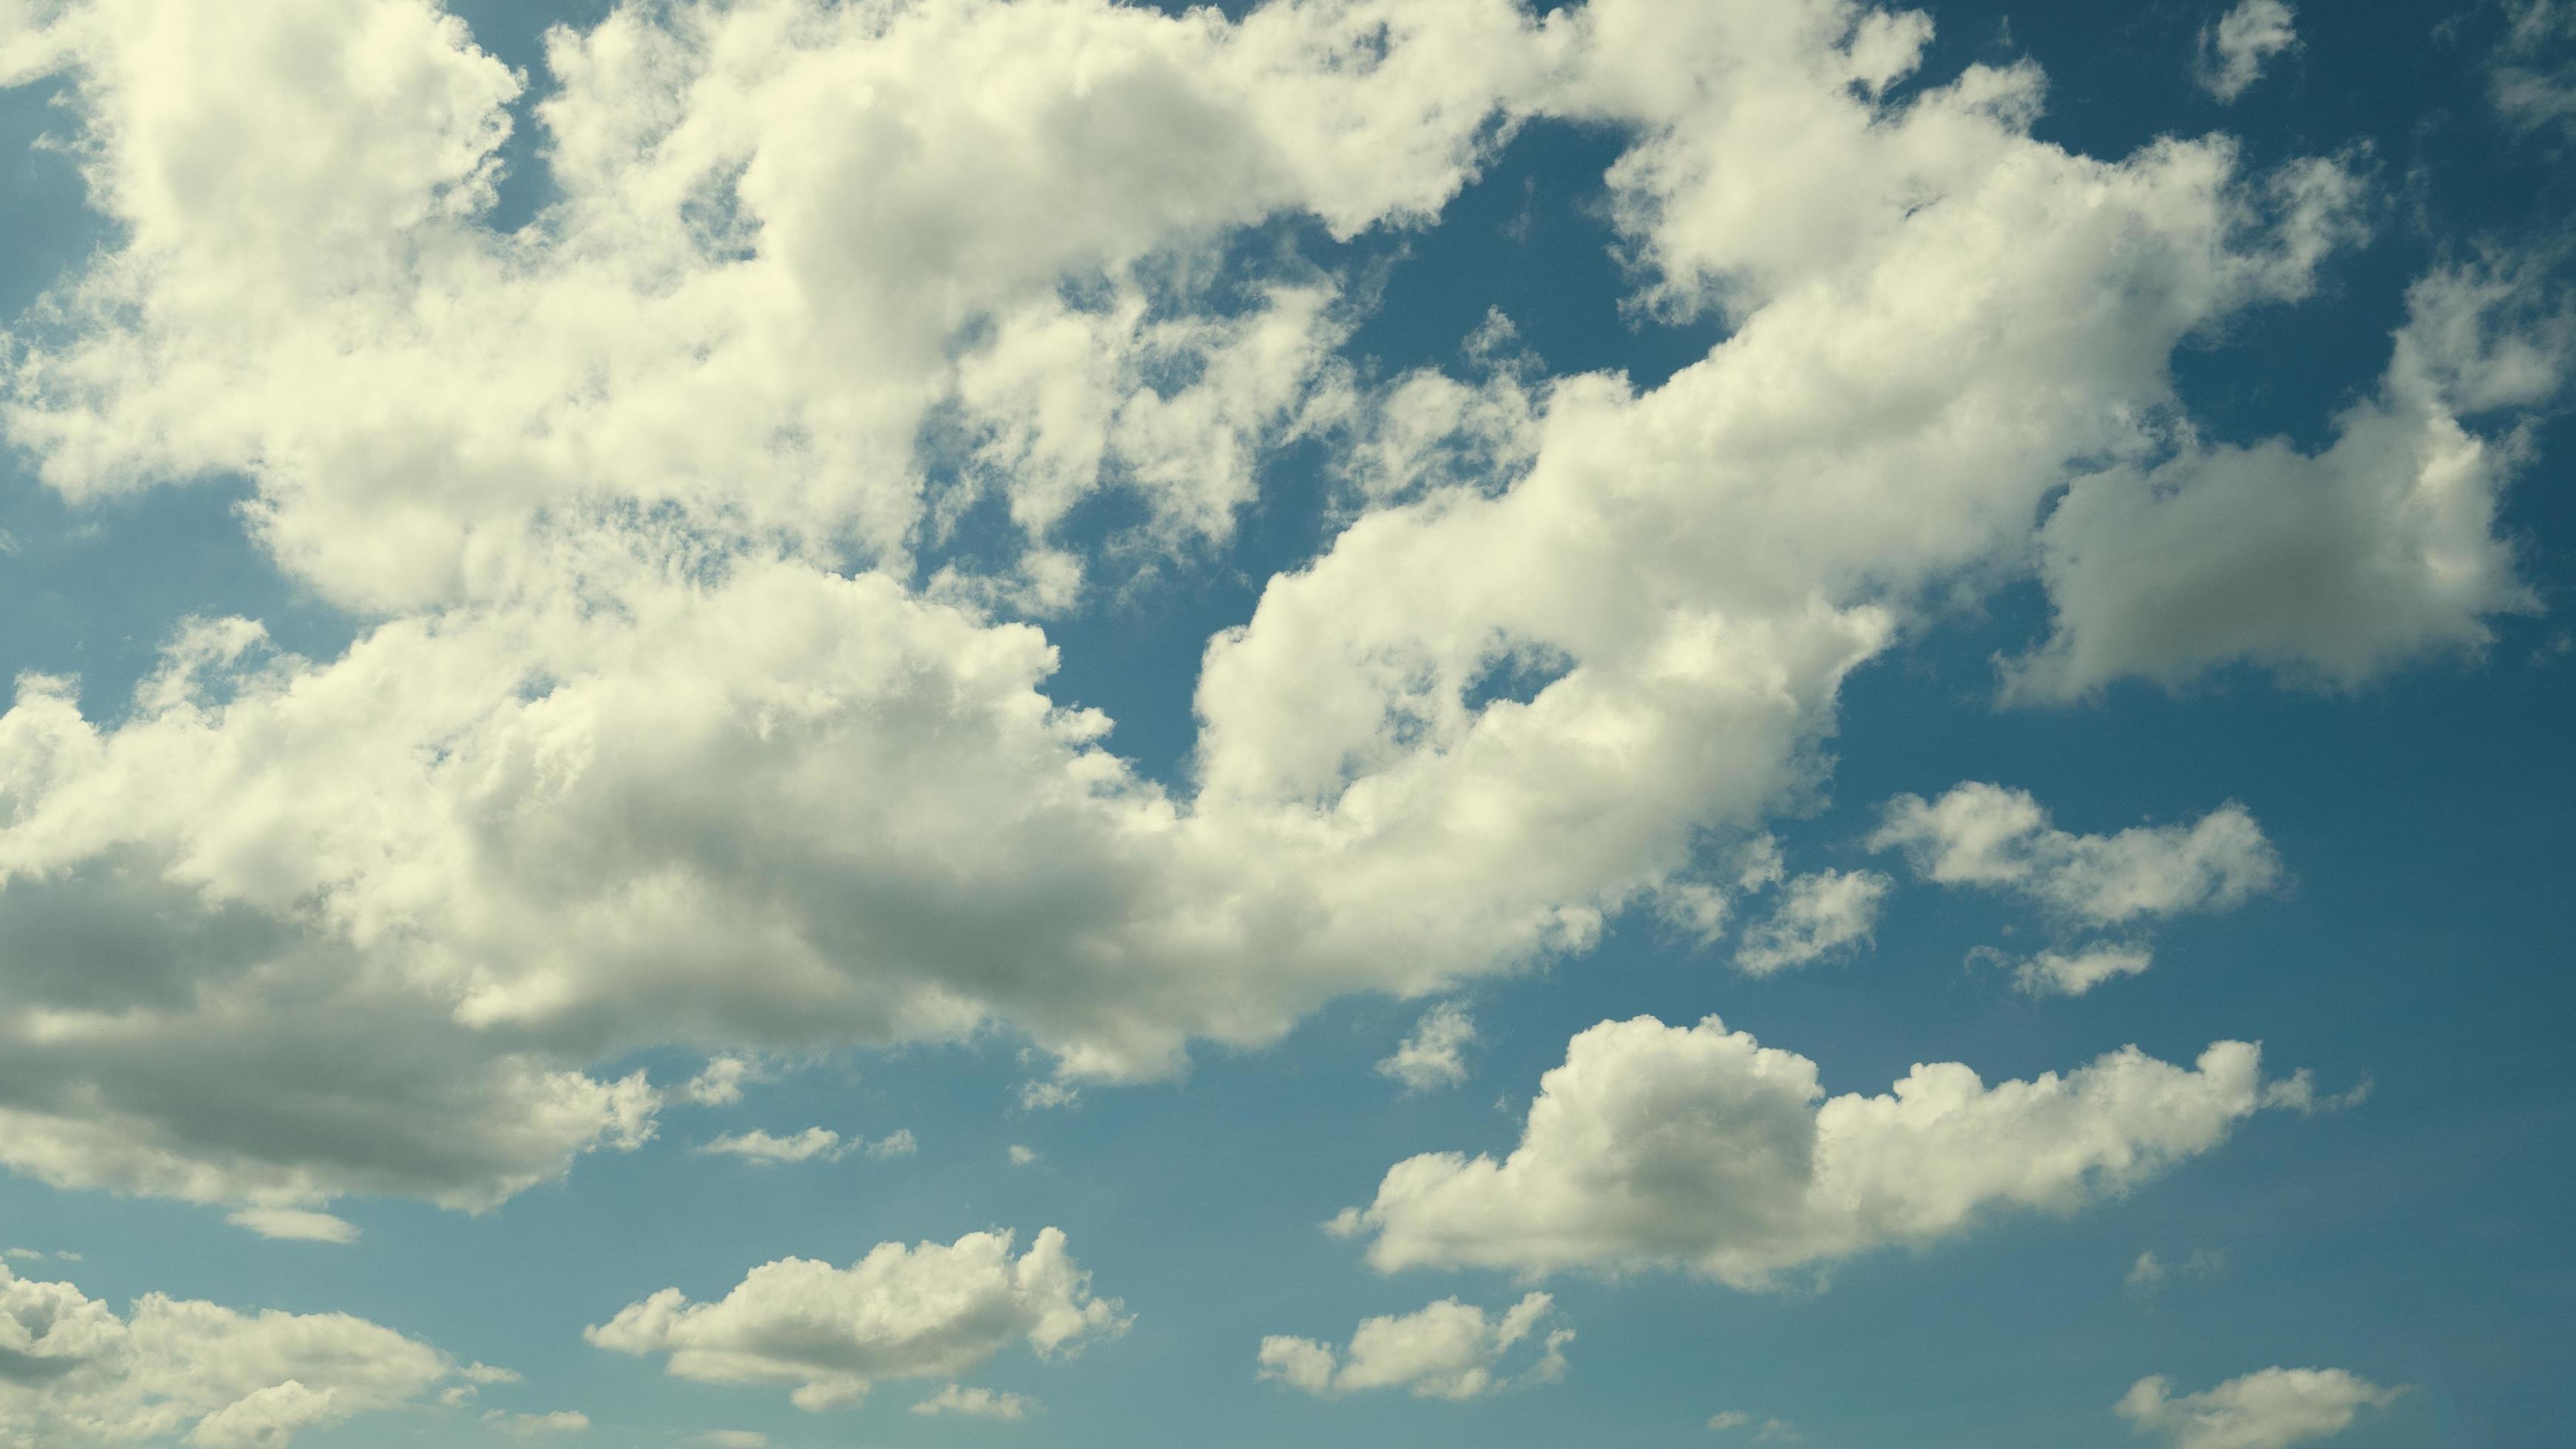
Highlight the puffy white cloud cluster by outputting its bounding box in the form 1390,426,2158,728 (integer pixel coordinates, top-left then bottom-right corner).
1874,782,2282,994
0,1260,472,1447
586,1227,1126,1411
1258,1292,1569,1400
2199,1,2298,103
0,0,2555,1226
1334,1015,2294,1285
2118,1368,2399,1449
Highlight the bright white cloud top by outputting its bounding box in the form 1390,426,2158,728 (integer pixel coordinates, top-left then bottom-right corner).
0,0,2558,1439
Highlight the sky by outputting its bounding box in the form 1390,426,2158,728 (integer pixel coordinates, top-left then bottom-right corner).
0,0,2571,1446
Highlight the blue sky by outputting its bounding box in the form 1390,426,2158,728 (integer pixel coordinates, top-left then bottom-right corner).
0,1,2570,1446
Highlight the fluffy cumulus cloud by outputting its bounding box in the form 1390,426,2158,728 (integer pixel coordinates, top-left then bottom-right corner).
1258,1292,1570,1400
587,1227,1127,1411
1334,1015,2297,1286
0,0,2558,1229
0,1260,472,1446
2199,1,2298,102
2118,1368,2399,1449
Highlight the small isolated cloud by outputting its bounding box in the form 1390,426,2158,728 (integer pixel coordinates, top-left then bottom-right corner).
588,1228,1127,1412
2128,1248,2228,1295
0,1258,472,1445
1259,1293,1570,1401
2011,943,2156,997
867,1129,919,1159
1874,784,2281,926
911,1384,1037,1419
1733,870,1891,976
484,1408,591,1438
1336,1016,2305,1285
223,1207,360,1244
2200,1,2299,101
681,1056,760,1107
2119,1368,2399,1449
1008,1145,1040,1167
2261,1072,2374,1115
696,1128,850,1166
1020,1082,1080,1112
1378,1003,1477,1092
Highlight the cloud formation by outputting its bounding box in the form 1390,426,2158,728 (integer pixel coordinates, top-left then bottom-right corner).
1872,784,2282,926
1733,869,1892,976
1875,781,2283,994
1258,1292,1570,1400
0,1260,469,1446
1335,1015,2297,1285
2199,1,2299,102
1378,1004,1477,1092
587,1227,1126,1411
0,0,2555,1232
2118,1368,2399,1449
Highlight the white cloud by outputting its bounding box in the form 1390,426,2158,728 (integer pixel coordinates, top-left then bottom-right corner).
485,1408,592,1438
910,1385,1037,1419
2118,1368,2399,1449
679,1056,757,1107
867,1129,918,1160
2010,260,2565,699
0,1260,468,1446
2494,2,2576,137
0,0,2490,1232
223,1207,360,1244
1733,870,1891,976
2199,1,2299,102
2012,943,2158,997
1378,1004,1477,1092
1259,1292,1570,1401
588,1227,1126,1412
1007,1145,1039,1167
696,1128,850,1167
1874,784,2282,926
1709,1410,1800,1438
1335,1016,2299,1286
2128,1247,2228,1294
